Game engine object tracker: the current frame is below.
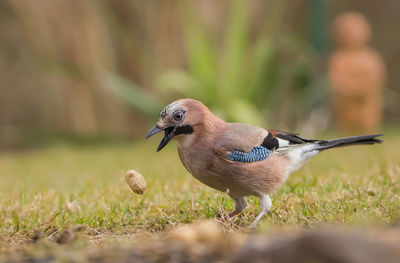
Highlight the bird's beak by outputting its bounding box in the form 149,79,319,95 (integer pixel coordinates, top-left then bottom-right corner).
146,126,163,139
146,125,176,152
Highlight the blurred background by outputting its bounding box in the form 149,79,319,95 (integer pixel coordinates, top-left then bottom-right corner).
1,1,399,251
1,0,399,149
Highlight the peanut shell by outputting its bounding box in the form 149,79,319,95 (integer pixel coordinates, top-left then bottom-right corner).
125,169,147,194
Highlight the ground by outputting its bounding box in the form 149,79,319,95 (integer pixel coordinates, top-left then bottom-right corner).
0,130,399,253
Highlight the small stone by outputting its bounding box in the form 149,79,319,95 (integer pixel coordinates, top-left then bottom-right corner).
55,229,75,244
168,225,199,244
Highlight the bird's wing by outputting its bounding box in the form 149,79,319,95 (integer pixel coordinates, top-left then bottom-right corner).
213,123,270,163
225,146,272,162
214,125,321,163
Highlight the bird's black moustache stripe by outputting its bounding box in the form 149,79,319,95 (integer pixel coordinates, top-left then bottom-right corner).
261,132,279,150
175,125,194,136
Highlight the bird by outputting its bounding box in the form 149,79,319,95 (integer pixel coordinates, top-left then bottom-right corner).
146,99,383,228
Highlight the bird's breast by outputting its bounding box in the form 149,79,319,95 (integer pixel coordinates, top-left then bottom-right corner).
177,144,212,176
177,143,230,192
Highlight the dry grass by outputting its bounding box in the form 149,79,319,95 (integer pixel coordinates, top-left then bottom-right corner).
0,131,399,252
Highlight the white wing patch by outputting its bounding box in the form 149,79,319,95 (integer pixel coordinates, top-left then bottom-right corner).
277,138,290,147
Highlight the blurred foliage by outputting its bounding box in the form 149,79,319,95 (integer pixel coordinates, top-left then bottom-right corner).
105,0,328,129
6,0,399,137
100,72,160,117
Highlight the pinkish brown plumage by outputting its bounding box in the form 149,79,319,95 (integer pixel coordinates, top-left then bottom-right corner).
146,99,383,228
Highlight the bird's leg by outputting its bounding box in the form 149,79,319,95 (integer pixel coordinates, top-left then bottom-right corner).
250,194,272,229
227,196,247,218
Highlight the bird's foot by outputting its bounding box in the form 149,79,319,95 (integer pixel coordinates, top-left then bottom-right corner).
250,194,272,229
249,219,260,229
228,211,240,218
221,211,239,222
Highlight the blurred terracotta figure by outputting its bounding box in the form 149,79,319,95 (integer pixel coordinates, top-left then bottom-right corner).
328,12,385,132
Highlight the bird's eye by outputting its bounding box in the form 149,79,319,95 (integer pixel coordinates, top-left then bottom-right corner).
173,111,184,121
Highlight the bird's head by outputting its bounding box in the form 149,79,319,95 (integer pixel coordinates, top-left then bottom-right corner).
146,99,207,151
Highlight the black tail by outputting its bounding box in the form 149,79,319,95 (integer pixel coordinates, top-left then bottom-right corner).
316,134,384,151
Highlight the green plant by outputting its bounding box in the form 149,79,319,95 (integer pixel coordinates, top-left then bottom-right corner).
156,0,267,125
154,0,325,128
102,0,327,129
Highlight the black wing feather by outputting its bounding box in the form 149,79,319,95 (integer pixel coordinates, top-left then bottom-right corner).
274,131,322,145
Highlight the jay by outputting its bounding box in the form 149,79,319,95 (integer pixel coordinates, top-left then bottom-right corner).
146,99,383,228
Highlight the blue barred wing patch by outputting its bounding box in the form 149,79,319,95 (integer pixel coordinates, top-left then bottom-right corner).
226,146,271,163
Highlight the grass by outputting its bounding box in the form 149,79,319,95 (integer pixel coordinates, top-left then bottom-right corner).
0,131,399,251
